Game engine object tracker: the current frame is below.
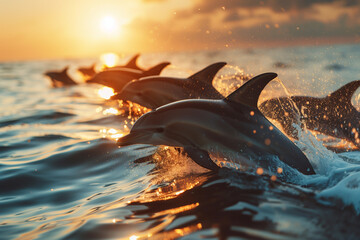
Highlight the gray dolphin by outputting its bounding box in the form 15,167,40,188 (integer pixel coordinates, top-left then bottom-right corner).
112,62,226,109
259,80,360,148
44,66,77,87
118,73,315,175
87,62,170,92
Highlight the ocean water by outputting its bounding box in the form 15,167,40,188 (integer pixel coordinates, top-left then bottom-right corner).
1,44,360,239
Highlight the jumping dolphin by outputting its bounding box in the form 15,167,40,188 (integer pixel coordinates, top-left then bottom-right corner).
259,80,360,148
44,66,77,87
112,62,226,109
87,62,170,92
118,73,315,175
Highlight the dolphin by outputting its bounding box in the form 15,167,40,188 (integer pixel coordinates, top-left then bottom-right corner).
87,62,170,92
259,80,360,148
111,62,226,109
78,63,96,78
77,54,142,79
118,73,315,175
44,66,77,87
106,54,143,71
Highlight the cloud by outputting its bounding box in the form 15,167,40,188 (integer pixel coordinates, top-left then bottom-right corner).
123,0,360,52
182,0,360,14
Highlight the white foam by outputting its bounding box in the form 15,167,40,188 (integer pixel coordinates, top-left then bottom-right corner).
292,123,360,213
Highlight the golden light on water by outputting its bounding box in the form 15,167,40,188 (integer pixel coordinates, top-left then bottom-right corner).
98,86,115,99
100,128,124,141
129,235,139,240
103,107,119,115
152,203,199,218
100,53,119,68
100,127,125,140
108,128,117,134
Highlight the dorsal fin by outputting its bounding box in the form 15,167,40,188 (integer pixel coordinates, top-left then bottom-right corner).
124,54,140,70
144,62,170,76
62,66,69,74
225,72,277,108
327,80,360,104
188,62,226,85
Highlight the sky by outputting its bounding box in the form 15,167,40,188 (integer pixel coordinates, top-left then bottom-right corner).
0,0,359,61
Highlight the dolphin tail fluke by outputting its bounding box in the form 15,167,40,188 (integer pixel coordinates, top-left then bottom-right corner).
184,146,220,171
144,62,171,76
188,62,226,85
327,80,360,104
124,54,140,70
225,72,277,108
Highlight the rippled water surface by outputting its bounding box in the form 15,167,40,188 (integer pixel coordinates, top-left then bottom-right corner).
2,44,360,239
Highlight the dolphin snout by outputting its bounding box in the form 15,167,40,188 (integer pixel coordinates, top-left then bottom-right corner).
117,130,154,147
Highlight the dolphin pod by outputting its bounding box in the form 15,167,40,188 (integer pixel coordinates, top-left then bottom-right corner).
112,62,226,109
77,54,143,79
87,62,170,92
46,54,169,89
118,73,315,175
259,80,360,148
44,66,77,87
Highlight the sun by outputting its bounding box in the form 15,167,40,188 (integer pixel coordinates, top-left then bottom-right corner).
100,16,118,34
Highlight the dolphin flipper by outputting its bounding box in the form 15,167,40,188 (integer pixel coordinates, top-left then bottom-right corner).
184,146,220,171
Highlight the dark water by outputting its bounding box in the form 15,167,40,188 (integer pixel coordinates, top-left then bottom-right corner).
1,44,360,239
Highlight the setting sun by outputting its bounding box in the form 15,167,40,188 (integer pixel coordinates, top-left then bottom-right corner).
100,16,118,34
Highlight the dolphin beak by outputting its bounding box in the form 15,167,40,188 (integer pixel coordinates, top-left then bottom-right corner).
118,128,187,148
117,130,154,147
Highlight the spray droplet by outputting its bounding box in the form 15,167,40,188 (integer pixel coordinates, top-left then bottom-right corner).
256,168,264,175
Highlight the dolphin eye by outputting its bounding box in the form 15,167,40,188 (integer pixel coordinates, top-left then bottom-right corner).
154,127,164,133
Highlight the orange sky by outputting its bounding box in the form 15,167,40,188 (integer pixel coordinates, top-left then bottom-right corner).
1,0,359,61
